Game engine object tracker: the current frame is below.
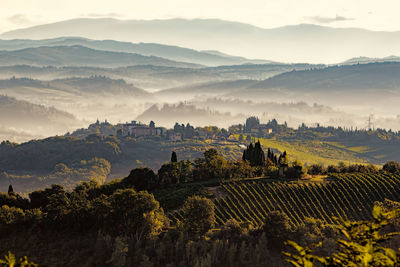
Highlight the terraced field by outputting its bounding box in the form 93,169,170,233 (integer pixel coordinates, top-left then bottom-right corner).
211,173,400,226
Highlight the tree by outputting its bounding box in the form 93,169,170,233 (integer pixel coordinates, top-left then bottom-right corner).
327,165,340,173
245,116,260,132
171,151,177,163
123,168,157,191
278,151,289,168
263,211,292,250
182,196,215,235
203,149,227,179
308,164,324,176
7,184,13,195
158,163,180,185
286,159,305,178
383,161,400,174
242,142,265,167
0,205,25,225
109,189,168,239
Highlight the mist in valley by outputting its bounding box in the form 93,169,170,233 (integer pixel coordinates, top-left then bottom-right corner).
0,28,399,143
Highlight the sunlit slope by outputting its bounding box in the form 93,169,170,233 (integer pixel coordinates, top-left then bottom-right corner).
212,173,400,226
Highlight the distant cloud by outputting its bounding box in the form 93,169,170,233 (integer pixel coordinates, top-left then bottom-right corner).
8,14,32,25
308,15,354,24
85,13,125,18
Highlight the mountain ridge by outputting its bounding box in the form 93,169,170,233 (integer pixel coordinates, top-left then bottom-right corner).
0,37,274,66
0,45,201,68
2,18,400,63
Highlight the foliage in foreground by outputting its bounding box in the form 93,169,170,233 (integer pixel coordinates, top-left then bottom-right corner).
283,205,400,266
0,251,36,267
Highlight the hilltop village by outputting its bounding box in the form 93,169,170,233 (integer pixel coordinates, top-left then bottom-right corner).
75,116,277,142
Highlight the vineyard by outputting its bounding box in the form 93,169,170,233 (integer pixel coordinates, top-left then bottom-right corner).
209,173,400,226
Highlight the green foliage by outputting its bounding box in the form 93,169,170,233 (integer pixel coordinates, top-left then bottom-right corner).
245,116,260,132
106,189,168,239
286,159,306,178
0,206,25,225
284,205,400,266
242,141,265,167
158,163,180,185
0,136,120,171
0,251,36,267
1,158,111,194
152,184,208,211
193,149,228,180
283,241,324,267
308,164,324,175
123,167,157,191
182,196,215,235
263,211,292,250
383,161,400,174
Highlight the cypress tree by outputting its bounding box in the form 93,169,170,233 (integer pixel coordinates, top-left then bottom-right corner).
8,184,13,194
171,151,178,163
243,142,265,166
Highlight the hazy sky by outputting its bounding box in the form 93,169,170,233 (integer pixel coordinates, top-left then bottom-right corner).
1,0,400,34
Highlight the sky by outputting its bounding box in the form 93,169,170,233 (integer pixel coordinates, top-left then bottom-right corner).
1,0,400,34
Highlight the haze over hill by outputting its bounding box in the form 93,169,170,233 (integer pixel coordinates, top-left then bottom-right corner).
136,103,246,128
0,95,83,142
2,18,400,63
158,62,400,98
0,63,321,91
0,37,274,66
0,45,199,68
0,77,154,128
340,56,400,65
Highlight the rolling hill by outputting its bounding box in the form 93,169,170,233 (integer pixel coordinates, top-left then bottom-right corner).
0,95,83,142
0,76,151,97
340,56,400,65
0,45,200,68
161,62,400,97
0,63,322,91
0,37,274,66
2,18,400,63
249,62,400,91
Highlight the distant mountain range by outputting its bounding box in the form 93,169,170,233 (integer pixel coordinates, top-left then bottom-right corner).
0,63,322,91
0,37,274,66
340,56,400,65
249,62,400,91
158,62,400,98
2,18,400,63
0,45,200,68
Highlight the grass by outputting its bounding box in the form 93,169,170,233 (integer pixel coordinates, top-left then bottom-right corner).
254,137,368,166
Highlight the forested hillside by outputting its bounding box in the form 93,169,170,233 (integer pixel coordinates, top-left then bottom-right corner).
1,147,400,266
